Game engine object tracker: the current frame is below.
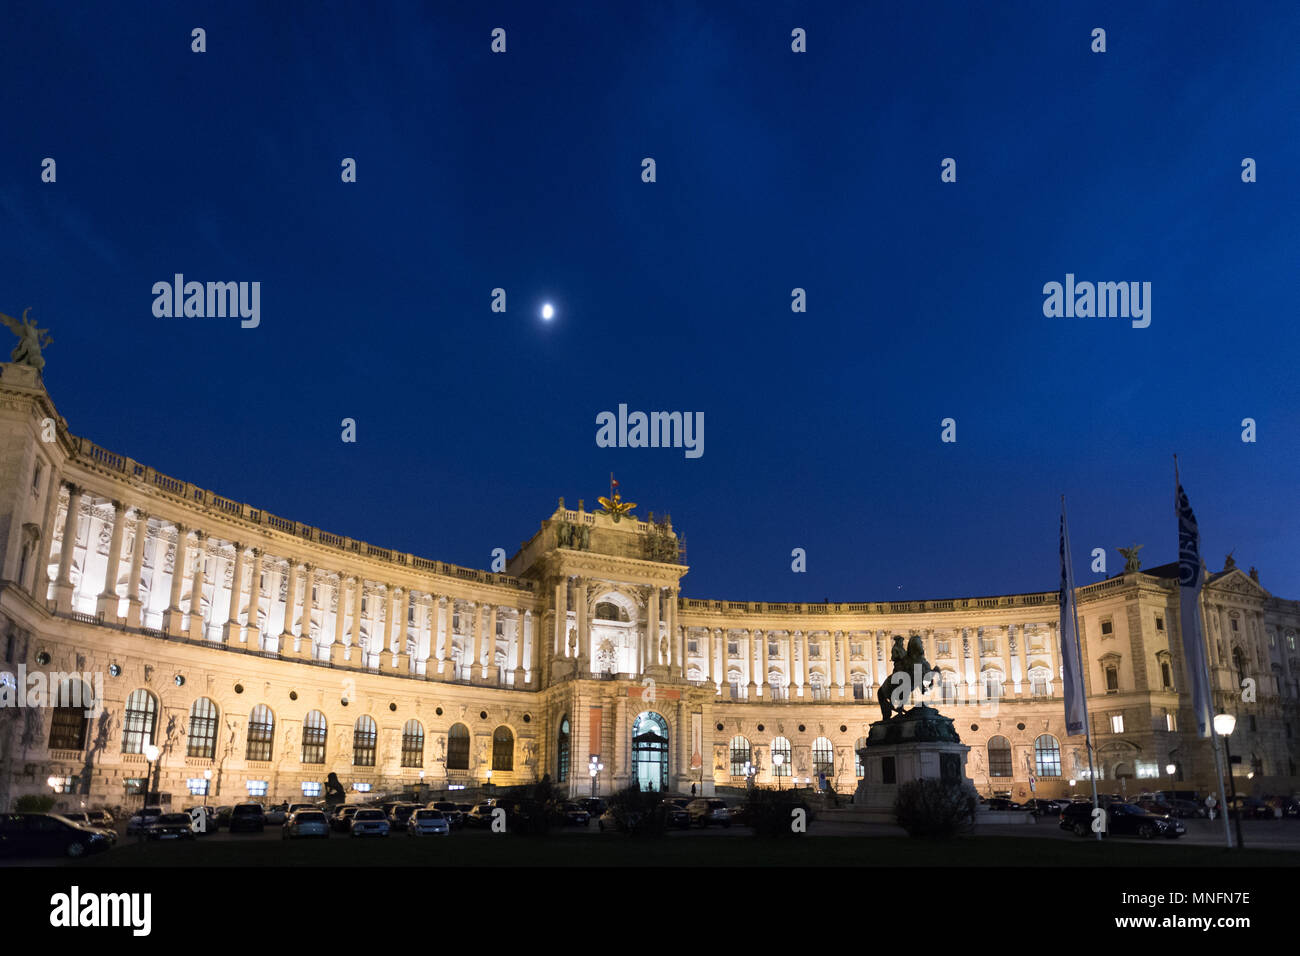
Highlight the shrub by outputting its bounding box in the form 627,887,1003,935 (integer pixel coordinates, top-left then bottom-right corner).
893,779,977,838
606,785,668,836
15,794,56,813
744,787,815,837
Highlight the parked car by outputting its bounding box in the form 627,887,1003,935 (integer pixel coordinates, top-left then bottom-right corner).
428,801,465,827
229,803,266,833
262,803,289,825
84,809,116,829
331,805,361,833
126,806,164,834
145,813,197,841
583,797,608,817
407,809,451,836
983,798,1028,812
287,803,319,817
181,806,217,834
561,803,591,826
660,800,690,829
282,809,330,839
1228,795,1275,820
1060,801,1185,838
685,798,731,828
60,811,118,835
388,803,422,831
1021,799,1063,816
0,813,116,858
213,806,234,829
349,808,390,837
465,802,500,829
597,807,641,833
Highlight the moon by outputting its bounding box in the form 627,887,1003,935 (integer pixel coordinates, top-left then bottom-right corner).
541,303,555,320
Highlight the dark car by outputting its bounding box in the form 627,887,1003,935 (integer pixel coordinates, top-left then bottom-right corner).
983,798,1028,812
228,802,266,833
145,813,197,841
561,802,591,826
583,797,608,818
213,806,234,829
388,803,422,830
660,800,690,829
1060,801,1185,839
331,805,361,833
1021,799,1062,817
465,802,500,829
0,813,115,858
685,798,731,828
428,801,465,827
1228,796,1275,820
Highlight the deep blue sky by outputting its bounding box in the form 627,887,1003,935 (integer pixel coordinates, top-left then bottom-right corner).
3,1,1298,601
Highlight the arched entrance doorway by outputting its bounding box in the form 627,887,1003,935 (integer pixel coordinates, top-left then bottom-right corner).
632,711,669,792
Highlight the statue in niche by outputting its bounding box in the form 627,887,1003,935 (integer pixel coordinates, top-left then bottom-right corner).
568,628,578,655
1,308,53,371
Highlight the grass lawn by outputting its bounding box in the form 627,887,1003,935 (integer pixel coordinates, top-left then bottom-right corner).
68,833,1300,867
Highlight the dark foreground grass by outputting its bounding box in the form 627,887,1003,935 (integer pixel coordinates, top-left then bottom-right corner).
62,833,1300,867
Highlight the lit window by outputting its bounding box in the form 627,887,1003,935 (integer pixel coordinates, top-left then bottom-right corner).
353,715,377,767
402,719,425,768
492,725,513,771
246,780,268,797
121,689,157,754
187,698,218,758
812,737,834,777
1105,667,1119,692
1110,714,1125,733
301,710,328,764
771,737,791,777
301,782,322,797
49,776,75,793
1034,735,1062,777
729,736,751,776
187,778,209,796
246,705,274,761
988,736,1012,777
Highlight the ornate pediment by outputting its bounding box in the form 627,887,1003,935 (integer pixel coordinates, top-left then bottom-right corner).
1208,568,1271,599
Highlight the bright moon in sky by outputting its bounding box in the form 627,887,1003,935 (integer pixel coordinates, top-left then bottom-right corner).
541,303,555,320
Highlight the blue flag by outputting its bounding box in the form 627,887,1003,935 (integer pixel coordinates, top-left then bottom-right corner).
1058,504,1087,737
1177,479,1212,738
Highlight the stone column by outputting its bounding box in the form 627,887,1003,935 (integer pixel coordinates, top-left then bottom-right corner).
243,549,263,644
1014,624,1028,694
377,586,395,670
485,604,497,680
514,609,528,686
758,629,768,697
575,580,589,673
187,532,207,640
713,628,724,694
554,580,567,656
647,586,660,667
220,544,246,644
279,559,300,650
95,499,127,619
300,565,316,659
330,577,349,663
125,510,149,627
799,630,810,697
529,609,541,681
393,587,410,671
350,580,363,662
437,596,450,676
836,630,846,698
166,525,188,636
746,629,758,697
53,484,83,613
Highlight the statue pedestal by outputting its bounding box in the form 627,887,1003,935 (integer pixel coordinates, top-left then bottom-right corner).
854,706,972,820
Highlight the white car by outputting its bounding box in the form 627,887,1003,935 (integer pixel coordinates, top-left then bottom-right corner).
407,809,450,836
126,806,163,834
349,808,390,837
282,809,330,839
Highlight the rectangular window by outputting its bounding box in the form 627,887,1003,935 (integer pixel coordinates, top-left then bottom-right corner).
1105,667,1119,692
1030,675,1049,696
187,778,210,796
1100,619,1114,637
980,639,996,655
989,746,1012,778
937,640,951,656
1110,714,1124,733
768,641,778,657
727,642,738,656
1231,618,1238,631
48,776,75,793
1155,615,1164,631
1166,712,1177,732
809,644,821,658
850,642,863,658
123,778,146,796
246,780,268,797
32,460,43,494
301,782,322,797
352,782,372,793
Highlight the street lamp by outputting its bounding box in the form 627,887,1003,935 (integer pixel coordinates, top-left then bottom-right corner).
485,769,493,797
743,761,754,790
1165,762,1176,805
1213,713,1244,849
773,753,785,790
143,743,161,805
589,755,604,797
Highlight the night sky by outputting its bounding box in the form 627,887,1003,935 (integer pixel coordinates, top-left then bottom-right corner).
3,1,1298,602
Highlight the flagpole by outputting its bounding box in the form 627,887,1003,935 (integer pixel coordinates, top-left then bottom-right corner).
1062,496,1102,839
1175,455,1233,848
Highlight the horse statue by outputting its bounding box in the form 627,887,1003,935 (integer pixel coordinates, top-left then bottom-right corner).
876,634,939,721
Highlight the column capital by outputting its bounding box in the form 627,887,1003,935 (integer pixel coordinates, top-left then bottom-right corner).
133,508,150,522
64,481,82,497
109,498,124,512
192,529,205,543
231,542,245,554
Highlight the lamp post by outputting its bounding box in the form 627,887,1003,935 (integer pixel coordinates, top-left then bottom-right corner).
1213,714,1244,849
1165,762,1176,807
589,755,604,797
743,761,754,791
143,743,161,805
773,753,784,790
485,769,493,798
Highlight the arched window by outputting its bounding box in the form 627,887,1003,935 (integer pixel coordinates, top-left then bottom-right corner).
1034,735,1061,777
771,737,792,778
353,716,377,767
983,670,1004,700
987,735,1012,777
556,717,570,782
48,680,91,751
401,719,424,768
492,725,514,771
812,736,834,777
447,722,470,771
594,601,626,622
729,736,751,776
854,737,868,777
302,710,327,764
186,698,218,759
940,671,958,704
121,689,157,754
1028,667,1051,697
1232,646,1247,684
246,705,274,761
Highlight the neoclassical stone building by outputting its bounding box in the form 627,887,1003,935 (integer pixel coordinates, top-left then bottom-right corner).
1,360,1298,811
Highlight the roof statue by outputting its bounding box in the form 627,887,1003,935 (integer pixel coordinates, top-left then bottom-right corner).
1117,543,1143,572
1223,550,1237,571
1,307,53,372
595,473,636,522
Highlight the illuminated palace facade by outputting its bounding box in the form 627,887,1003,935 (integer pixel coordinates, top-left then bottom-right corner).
2,359,1298,812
